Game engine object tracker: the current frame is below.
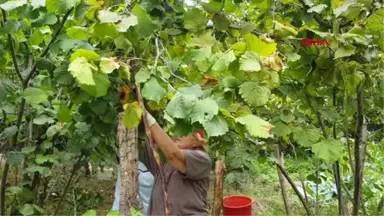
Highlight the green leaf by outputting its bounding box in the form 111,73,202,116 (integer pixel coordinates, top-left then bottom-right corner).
184,8,208,33
190,98,219,124
280,111,295,123
118,15,138,32
190,46,212,62
333,2,353,17
293,127,321,147
100,106,117,124
31,0,45,9
239,82,271,107
24,87,48,104
201,1,223,13
33,115,54,125
0,20,20,34
106,210,120,216
57,107,71,122
142,78,166,103
46,125,60,139
164,28,182,35
343,70,364,95
132,5,158,37
334,45,356,59
32,13,58,26
135,68,151,84
90,100,108,115
166,93,195,119
83,210,97,216
69,57,96,85
272,21,298,38
4,126,18,138
239,51,261,72
212,51,236,71
94,23,118,40
6,151,25,166
0,82,7,102
35,155,54,164
235,115,273,138
114,35,133,51
7,186,23,195
67,26,91,40
271,121,291,137
312,139,343,163
79,73,111,98
203,115,229,137
25,165,52,177
22,146,36,155
178,85,203,99
222,76,241,88
100,57,120,74
98,10,122,23
118,64,131,80
123,102,143,129
212,14,230,31
75,122,89,132
70,49,100,62
157,66,171,79
19,204,34,216
307,4,328,13
244,34,277,56
240,22,257,36
46,0,80,14
0,0,27,11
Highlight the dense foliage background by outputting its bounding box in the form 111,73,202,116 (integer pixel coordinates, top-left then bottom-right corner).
0,0,383,215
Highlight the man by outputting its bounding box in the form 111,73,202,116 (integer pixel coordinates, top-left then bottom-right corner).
144,112,211,216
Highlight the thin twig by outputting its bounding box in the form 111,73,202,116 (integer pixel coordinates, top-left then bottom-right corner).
54,157,82,215
44,166,65,204
153,38,161,71
1,9,23,83
157,40,193,86
156,75,177,92
275,163,313,216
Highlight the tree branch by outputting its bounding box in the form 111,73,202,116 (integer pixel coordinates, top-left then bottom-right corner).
133,60,169,216
275,163,313,216
24,8,74,87
376,195,384,216
1,9,23,83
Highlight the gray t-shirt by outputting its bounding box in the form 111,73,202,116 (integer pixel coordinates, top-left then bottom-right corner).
147,149,211,216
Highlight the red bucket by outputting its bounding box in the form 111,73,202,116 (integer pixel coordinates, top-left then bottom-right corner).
223,195,253,216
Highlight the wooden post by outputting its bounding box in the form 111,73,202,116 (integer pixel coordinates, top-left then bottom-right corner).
117,112,142,215
211,155,225,216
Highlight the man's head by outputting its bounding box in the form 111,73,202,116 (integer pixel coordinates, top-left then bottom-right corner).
172,130,207,151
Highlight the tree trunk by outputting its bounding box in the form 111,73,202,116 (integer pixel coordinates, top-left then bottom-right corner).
118,112,142,215
353,87,368,216
275,142,291,216
211,156,225,216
